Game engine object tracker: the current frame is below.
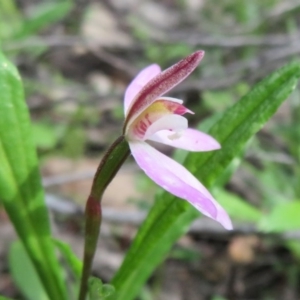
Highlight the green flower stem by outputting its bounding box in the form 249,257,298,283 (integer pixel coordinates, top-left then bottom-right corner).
78,195,102,300
78,135,130,300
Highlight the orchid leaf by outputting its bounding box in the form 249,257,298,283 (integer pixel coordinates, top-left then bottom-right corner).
259,201,300,232
111,61,300,300
15,1,72,39
89,277,116,300
0,51,67,299
9,241,49,300
0,296,15,300
214,189,261,223
54,239,83,280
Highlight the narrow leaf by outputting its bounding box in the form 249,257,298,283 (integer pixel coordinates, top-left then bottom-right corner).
259,201,300,232
89,277,115,300
54,239,83,280
0,296,15,300
15,1,72,39
215,189,261,222
111,61,300,300
0,51,67,299
9,241,49,300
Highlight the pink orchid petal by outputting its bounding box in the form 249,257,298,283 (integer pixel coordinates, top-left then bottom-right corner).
124,64,161,115
129,141,232,229
156,96,184,104
148,128,221,152
124,51,205,130
126,99,191,140
144,115,187,141
156,97,194,115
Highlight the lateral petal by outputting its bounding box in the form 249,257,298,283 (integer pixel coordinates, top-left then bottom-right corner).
126,99,191,140
124,64,161,115
155,96,184,104
148,128,221,151
143,115,187,141
129,141,232,229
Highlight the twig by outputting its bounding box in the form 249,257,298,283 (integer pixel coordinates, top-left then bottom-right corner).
3,36,84,51
267,0,300,19
3,36,138,78
45,193,300,240
42,164,138,188
2,35,136,52
43,171,95,187
86,43,138,77
28,92,122,111
263,42,300,62
161,32,300,48
246,151,295,165
3,32,300,53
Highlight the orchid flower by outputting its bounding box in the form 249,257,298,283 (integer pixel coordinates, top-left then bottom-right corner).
122,51,232,230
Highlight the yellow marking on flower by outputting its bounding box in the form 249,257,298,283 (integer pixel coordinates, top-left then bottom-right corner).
127,100,186,140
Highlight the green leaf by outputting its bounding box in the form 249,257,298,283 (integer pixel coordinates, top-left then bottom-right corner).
54,239,83,280
285,240,300,260
0,296,15,300
203,90,234,112
259,201,300,232
9,240,49,300
110,61,300,300
212,296,229,300
0,0,22,41
89,277,115,300
0,51,67,299
214,189,261,222
32,121,58,149
15,1,72,39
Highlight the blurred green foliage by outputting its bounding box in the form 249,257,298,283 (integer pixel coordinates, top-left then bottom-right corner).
9,241,49,300
0,0,72,42
1,0,300,299
88,277,116,300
